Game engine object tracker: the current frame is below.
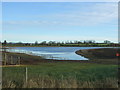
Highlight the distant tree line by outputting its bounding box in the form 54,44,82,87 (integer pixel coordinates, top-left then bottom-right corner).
1,40,120,47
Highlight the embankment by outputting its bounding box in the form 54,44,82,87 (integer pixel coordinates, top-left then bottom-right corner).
75,48,119,59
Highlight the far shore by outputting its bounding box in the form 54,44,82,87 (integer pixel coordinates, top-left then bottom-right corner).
2,45,120,48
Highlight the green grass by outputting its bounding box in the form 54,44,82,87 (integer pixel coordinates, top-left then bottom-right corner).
2,62,118,88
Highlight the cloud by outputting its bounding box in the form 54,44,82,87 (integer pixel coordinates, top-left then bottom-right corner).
4,3,118,27
3,33,118,43
53,3,118,26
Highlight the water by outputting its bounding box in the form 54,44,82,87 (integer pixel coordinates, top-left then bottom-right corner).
6,47,108,60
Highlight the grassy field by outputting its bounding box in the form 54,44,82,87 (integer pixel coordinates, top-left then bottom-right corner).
2,62,118,88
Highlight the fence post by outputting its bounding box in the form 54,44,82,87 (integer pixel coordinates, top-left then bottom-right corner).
4,53,7,65
18,57,21,65
25,67,28,87
11,56,13,65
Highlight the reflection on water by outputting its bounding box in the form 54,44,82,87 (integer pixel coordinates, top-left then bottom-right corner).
5,47,106,60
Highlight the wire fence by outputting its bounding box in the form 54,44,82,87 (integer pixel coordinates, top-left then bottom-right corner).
2,53,21,65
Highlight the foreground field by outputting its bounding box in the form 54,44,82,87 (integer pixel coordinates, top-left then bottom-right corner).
3,62,118,88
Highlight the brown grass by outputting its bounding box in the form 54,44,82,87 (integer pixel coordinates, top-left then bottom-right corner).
3,77,118,88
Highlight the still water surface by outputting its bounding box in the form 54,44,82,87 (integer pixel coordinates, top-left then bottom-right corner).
7,47,107,60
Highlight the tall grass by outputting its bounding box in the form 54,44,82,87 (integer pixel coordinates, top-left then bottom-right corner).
2,62,118,88
3,77,118,88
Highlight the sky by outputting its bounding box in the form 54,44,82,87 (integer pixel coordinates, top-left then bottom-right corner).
2,2,118,43
1,0,120,2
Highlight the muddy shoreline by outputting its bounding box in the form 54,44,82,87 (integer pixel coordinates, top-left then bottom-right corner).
1,48,118,65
